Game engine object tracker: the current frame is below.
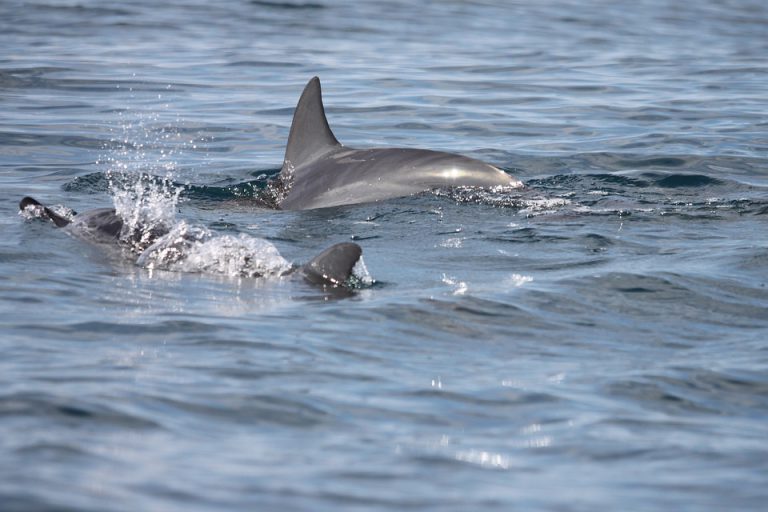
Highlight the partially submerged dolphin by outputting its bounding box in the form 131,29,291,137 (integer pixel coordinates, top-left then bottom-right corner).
19,196,362,287
273,77,523,210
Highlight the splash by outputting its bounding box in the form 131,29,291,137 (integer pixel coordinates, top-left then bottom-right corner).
19,202,76,223
100,94,189,252
348,256,376,288
109,172,183,252
137,222,292,278
100,94,292,278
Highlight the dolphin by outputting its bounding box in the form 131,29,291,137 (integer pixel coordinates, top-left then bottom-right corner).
272,77,523,210
19,196,362,287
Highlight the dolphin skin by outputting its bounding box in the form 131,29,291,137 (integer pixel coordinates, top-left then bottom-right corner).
19,196,362,287
273,77,523,210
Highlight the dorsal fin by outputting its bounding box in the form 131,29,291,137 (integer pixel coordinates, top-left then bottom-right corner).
300,242,362,287
282,77,341,170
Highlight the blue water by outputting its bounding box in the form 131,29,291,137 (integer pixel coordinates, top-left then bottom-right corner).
2,1,768,510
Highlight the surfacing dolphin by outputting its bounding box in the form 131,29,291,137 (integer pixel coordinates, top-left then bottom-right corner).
272,77,523,210
19,196,362,288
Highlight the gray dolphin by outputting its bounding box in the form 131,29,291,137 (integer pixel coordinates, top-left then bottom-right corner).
19,196,362,287
274,77,523,210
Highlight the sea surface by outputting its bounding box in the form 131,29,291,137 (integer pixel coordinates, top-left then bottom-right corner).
1,1,767,510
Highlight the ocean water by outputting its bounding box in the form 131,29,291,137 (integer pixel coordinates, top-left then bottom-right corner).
1,0,767,510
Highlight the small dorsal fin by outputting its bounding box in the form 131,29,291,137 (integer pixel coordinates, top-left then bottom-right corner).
300,242,362,287
282,77,341,170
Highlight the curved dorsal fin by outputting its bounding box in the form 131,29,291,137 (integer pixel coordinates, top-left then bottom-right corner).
282,77,341,170
301,242,362,287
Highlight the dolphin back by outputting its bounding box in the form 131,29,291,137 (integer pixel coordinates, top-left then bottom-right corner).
300,242,362,287
20,196,129,244
275,77,522,211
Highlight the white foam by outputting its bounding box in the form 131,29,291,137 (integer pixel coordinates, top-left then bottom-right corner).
137,222,291,278
100,111,296,281
350,256,375,287
442,273,468,295
110,172,183,251
506,273,533,287
519,197,571,216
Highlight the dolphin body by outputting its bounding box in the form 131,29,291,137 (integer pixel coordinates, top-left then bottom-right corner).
19,196,362,287
273,77,523,210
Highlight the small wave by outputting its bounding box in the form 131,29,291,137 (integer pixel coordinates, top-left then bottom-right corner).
652,173,723,188
523,171,768,217
604,368,768,416
149,393,332,427
617,157,688,168
434,185,570,215
249,0,325,9
62,171,111,194
532,171,727,191
0,391,160,429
